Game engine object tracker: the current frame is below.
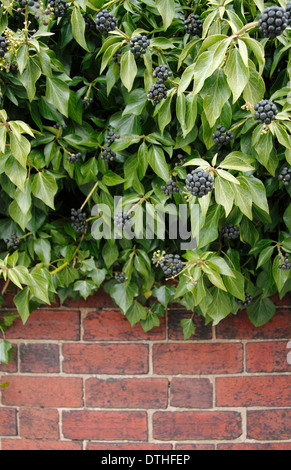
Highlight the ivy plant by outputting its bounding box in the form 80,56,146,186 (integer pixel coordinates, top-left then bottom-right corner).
0,0,290,362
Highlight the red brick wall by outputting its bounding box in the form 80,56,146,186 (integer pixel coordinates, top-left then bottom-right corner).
0,290,291,450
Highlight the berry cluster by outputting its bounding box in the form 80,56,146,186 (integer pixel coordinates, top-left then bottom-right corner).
113,48,122,63
83,13,95,31
100,146,116,163
0,36,8,58
152,65,172,84
253,99,278,125
147,83,167,105
47,0,70,18
129,34,150,58
106,128,120,146
95,9,117,34
278,253,290,270
67,152,81,164
286,3,291,26
258,6,287,38
184,14,203,36
235,293,253,308
161,180,179,196
113,210,131,229
160,254,183,278
70,208,87,233
278,167,291,186
221,224,240,240
6,233,19,250
82,97,94,107
212,125,233,147
185,168,214,198
175,153,187,166
115,272,128,283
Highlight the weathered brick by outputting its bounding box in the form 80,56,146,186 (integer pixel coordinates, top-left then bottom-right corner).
1,439,82,450
20,343,59,373
85,377,168,408
216,376,291,407
86,442,173,450
0,408,17,436
83,310,165,341
62,410,147,441
5,310,80,340
216,309,291,339
246,340,291,373
170,378,213,408
63,288,114,308
153,343,243,375
1,376,83,407
167,309,212,340
247,409,291,440
62,343,148,374
19,408,59,440
153,411,242,440
175,444,215,450
218,442,291,450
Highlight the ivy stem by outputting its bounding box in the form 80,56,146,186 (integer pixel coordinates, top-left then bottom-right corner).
114,28,131,41
80,181,99,211
50,233,85,275
1,278,10,296
230,21,259,38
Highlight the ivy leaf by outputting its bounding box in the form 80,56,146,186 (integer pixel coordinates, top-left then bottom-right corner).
46,77,70,117
126,300,148,326
109,281,139,314
120,50,137,92
181,318,195,340
147,145,169,182
73,280,96,300
0,339,14,364
71,6,89,51
13,286,31,324
31,172,58,210
156,0,176,31
224,47,249,103
152,285,176,307
247,296,276,327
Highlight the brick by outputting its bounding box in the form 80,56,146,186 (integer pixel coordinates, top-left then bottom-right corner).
1,439,82,450
62,410,147,441
247,409,291,440
175,444,215,450
86,377,168,408
63,288,114,308
152,411,242,440
20,343,59,373
19,408,59,440
170,378,213,408
218,442,291,450
246,341,291,373
83,310,165,341
167,309,212,340
86,442,173,450
153,343,243,375
216,309,291,339
216,376,291,407
1,376,83,407
0,408,17,436
5,310,80,340
62,343,148,374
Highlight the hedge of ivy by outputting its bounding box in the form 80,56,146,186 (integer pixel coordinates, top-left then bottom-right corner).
0,0,290,362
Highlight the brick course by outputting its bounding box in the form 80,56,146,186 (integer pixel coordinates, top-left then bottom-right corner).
0,295,290,450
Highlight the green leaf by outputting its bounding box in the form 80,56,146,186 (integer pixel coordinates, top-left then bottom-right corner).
247,296,276,327
71,6,89,51
0,339,14,364
13,286,31,324
181,318,195,340
272,256,291,293
73,279,96,299
109,281,138,314
214,176,234,217
31,172,58,210
152,285,175,307
10,134,30,168
203,69,231,128
120,50,137,92
156,0,175,31
126,300,148,326
147,145,169,182
46,77,70,117
224,48,249,103
257,246,275,269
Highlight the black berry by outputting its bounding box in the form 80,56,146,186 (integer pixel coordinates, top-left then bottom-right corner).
212,125,233,147
184,14,203,36
0,36,8,58
253,99,278,125
113,210,131,229
82,97,94,107
83,13,95,31
6,233,19,250
67,152,81,163
185,168,214,198
152,64,172,84
161,180,179,196
115,272,128,283
106,128,120,146
278,253,290,270
278,167,291,186
70,208,87,233
129,34,150,58
175,153,187,166
258,6,287,38
147,83,167,105
47,0,70,18
286,3,291,26
95,9,117,34
221,224,240,240
235,293,253,307
160,254,183,277
100,146,116,163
